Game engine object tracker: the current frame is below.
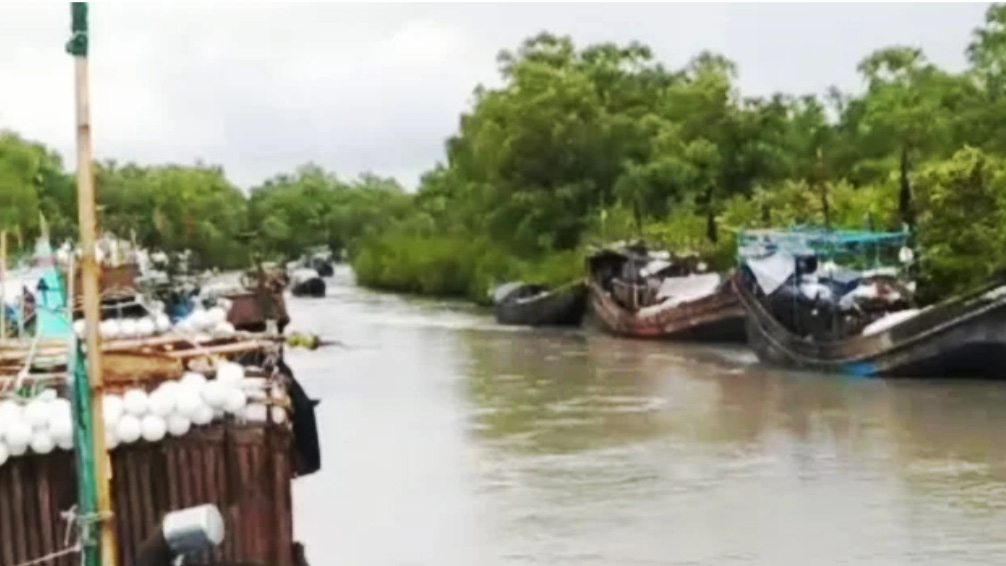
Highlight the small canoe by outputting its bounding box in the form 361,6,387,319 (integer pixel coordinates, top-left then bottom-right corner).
492,281,588,327
290,268,326,298
585,243,746,342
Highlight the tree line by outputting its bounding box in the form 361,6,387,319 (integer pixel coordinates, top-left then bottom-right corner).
0,134,411,270
354,4,1006,303
3,5,1006,302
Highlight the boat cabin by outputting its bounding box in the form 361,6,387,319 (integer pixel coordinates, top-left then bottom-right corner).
587,241,722,314
736,228,916,341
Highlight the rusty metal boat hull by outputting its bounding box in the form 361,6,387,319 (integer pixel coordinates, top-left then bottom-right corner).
587,279,747,342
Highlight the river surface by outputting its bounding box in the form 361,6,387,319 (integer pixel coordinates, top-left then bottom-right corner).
285,266,1006,566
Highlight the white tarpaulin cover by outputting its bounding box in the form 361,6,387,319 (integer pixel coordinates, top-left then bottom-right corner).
744,252,795,296
640,259,672,278
861,308,921,336
656,273,722,304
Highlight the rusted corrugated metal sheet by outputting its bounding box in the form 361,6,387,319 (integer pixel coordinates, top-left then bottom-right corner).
0,451,77,566
0,421,294,566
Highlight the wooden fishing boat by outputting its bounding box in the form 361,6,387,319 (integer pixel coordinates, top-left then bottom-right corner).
585,243,746,341
735,228,1006,377
288,269,325,299
491,281,587,327
0,332,321,566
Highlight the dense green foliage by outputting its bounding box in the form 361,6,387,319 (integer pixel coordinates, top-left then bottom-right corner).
352,5,1006,301
5,6,1006,302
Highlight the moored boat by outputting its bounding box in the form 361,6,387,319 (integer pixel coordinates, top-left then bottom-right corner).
585,242,746,341
289,268,326,298
491,281,587,327
735,228,1006,377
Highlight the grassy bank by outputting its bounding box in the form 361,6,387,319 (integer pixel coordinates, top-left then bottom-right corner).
350,232,584,305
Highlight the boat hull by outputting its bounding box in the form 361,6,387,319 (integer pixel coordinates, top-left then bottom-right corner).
587,279,747,342
494,283,588,327
291,278,326,298
312,260,334,278
735,274,1006,377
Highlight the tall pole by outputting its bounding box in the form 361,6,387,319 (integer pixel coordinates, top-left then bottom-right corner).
66,4,117,566
1,231,6,341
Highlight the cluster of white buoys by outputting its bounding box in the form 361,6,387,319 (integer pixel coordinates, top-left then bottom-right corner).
173,305,234,336
0,389,74,465
73,304,235,342
0,361,289,466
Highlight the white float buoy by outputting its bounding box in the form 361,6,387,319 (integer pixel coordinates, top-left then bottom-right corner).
242,403,268,423
141,415,167,442
6,421,31,456
30,430,55,454
223,388,247,414
0,401,22,424
136,317,156,337
50,416,74,450
123,389,150,416
191,404,214,426
105,428,119,451
202,382,228,409
158,380,182,397
102,395,124,425
176,386,203,419
155,313,172,334
148,388,175,417
116,415,142,444
180,372,207,389
166,415,191,437
101,319,122,340
207,306,227,326
190,308,210,331
216,361,245,386
120,318,139,339
23,399,50,430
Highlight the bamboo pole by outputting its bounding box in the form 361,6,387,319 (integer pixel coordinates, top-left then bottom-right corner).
69,4,117,565
1,231,6,341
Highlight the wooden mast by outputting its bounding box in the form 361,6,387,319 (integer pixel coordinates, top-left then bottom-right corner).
67,4,117,566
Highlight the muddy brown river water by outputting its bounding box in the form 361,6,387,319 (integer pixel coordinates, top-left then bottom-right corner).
285,266,1006,566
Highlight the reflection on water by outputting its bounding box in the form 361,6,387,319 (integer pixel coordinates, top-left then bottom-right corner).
286,266,1006,566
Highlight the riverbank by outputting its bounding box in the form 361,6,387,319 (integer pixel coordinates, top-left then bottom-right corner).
350,233,584,304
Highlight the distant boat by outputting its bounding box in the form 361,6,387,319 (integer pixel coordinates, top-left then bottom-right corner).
291,249,334,277
310,255,334,278
491,281,587,327
290,268,326,298
586,242,746,342
735,227,1006,377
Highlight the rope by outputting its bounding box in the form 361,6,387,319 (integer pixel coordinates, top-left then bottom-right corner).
5,544,81,566
1,504,102,566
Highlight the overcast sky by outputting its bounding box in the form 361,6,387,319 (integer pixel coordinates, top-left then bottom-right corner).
0,3,990,191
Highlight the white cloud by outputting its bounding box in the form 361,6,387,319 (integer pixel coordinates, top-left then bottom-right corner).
0,3,989,190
